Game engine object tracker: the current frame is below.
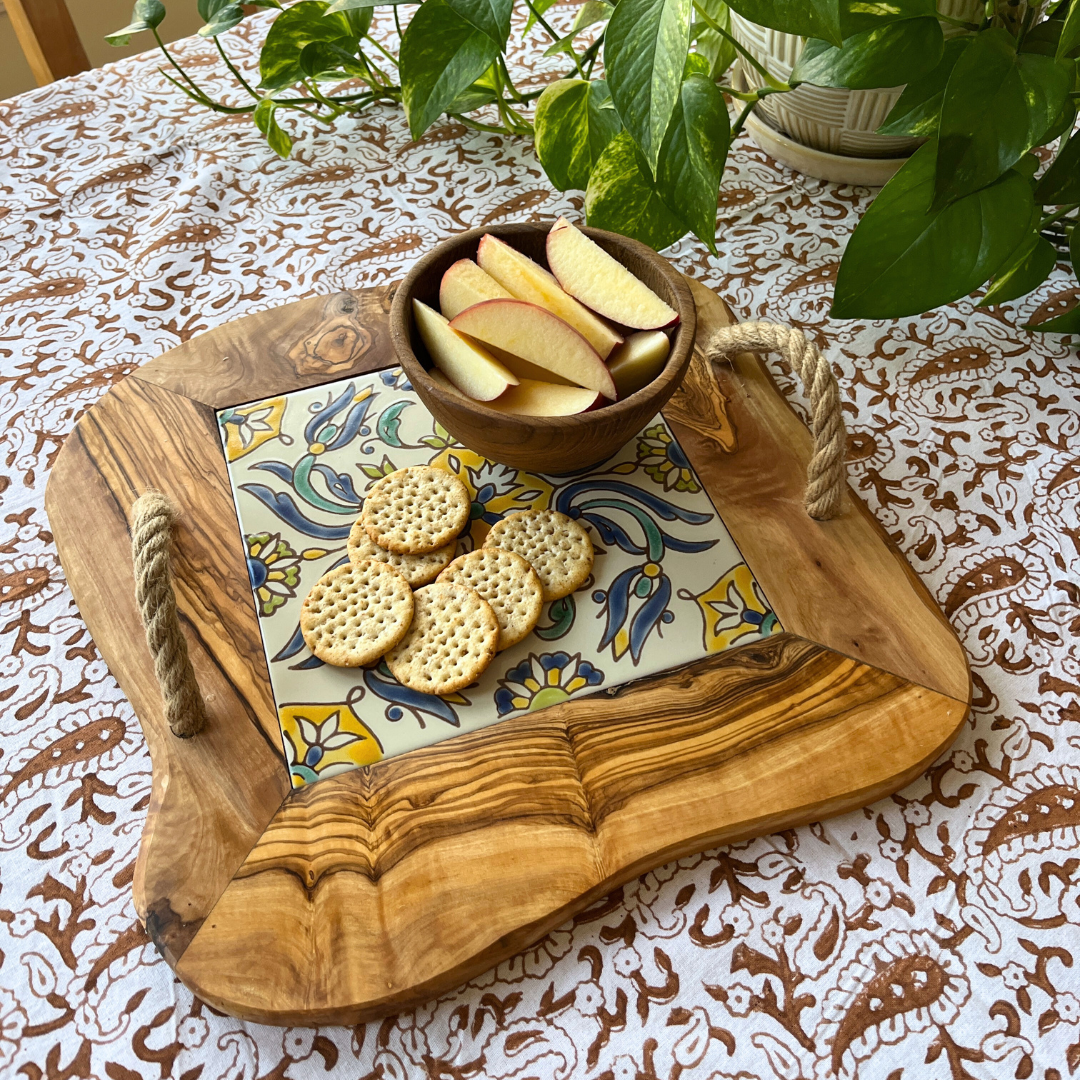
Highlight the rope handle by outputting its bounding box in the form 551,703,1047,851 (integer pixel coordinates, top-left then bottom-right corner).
706,321,847,521
130,492,206,738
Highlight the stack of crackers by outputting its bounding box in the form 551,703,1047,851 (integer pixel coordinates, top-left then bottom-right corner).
299,466,594,696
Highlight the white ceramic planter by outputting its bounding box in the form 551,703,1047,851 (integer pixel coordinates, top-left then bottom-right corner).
730,0,982,180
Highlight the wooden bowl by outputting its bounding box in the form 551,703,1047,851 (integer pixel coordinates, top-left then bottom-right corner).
389,222,696,474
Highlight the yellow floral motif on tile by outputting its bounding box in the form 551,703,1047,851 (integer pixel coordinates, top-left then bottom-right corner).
222,397,286,462
694,564,782,652
428,447,555,549
279,701,383,788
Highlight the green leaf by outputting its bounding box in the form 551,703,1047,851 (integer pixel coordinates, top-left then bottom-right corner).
585,130,688,249
254,98,293,158
259,2,357,90
1034,126,1080,204
831,140,1033,319
878,35,969,137
399,0,502,138
299,39,369,79
535,79,622,191
445,0,513,46
1059,0,1080,59
198,0,245,37
1027,228,1080,332
342,5,374,37
792,17,943,90
683,52,710,77
838,0,936,36
326,0,418,8
693,0,737,79
105,0,165,45
726,0,841,46
572,0,613,34
655,72,729,252
935,27,1073,206
447,65,499,112
979,232,1057,306
1041,96,1077,147
524,0,558,33
605,0,693,175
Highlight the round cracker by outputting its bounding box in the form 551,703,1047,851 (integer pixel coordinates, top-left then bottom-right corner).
385,582,498,695
300,559,414,667
483,509,594,602
436,549,543,651
348,518,456,586
361,466,471,554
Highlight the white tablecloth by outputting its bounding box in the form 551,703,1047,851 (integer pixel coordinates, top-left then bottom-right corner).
1,9,1078,1079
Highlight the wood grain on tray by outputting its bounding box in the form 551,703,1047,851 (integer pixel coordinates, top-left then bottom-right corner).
45,279,970,1023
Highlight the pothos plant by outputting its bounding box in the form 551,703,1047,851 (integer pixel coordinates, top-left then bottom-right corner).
109,0,1080,332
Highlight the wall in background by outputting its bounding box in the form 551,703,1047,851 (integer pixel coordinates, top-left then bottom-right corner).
0,0,204,100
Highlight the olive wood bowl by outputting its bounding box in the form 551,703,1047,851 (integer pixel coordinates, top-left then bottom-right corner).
389,222,696,474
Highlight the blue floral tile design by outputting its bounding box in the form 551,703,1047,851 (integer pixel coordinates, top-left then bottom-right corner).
217,369,782,786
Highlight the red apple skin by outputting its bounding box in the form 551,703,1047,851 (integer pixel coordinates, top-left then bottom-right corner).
449,298,618,401
546,218,679,331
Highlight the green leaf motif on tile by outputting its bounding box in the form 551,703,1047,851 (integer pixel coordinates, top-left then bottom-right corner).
878,36,969,138
605,0,694,175
399,0,505,138
934,27,1073,206
535,79,622,192
259,1,358,90
655,72,729,253
254,98,293,158
586,131,688,250
832,140,1033,319
106,0,166,45
792,17,943,90
726,0,842,46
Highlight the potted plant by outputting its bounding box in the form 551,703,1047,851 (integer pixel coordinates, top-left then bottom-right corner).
109,0,1079,333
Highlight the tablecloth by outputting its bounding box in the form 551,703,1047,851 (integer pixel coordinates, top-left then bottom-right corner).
1,7,1078,1079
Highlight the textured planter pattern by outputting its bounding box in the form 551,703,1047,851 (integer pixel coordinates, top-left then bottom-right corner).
731,0,981,159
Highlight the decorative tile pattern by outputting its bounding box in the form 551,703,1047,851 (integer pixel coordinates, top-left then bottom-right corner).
217,369,781,785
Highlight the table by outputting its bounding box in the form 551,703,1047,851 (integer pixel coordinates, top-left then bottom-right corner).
1,8,1077,1079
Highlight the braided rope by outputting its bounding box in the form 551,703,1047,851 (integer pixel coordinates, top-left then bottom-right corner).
707,321,847,521
130,492,206,738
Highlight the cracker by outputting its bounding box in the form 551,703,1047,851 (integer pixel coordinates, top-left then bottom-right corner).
437,549,543,651
483,508,594,601
385,582,499,695
300,559,414,667
348,518,455,586
361,466,471,554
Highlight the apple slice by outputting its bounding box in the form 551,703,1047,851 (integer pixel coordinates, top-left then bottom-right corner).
607,330,671,398
427,369,600,415
450,299,617,400
487,379,602,417
439,259,511,319
487,343,575,386
477,234,623,359
412,299,518,402
546,217,679,330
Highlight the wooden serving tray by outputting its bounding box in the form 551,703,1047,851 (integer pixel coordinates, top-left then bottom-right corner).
45,277,971,1025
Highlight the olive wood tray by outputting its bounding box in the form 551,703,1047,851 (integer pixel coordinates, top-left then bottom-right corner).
44,276,971,1025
